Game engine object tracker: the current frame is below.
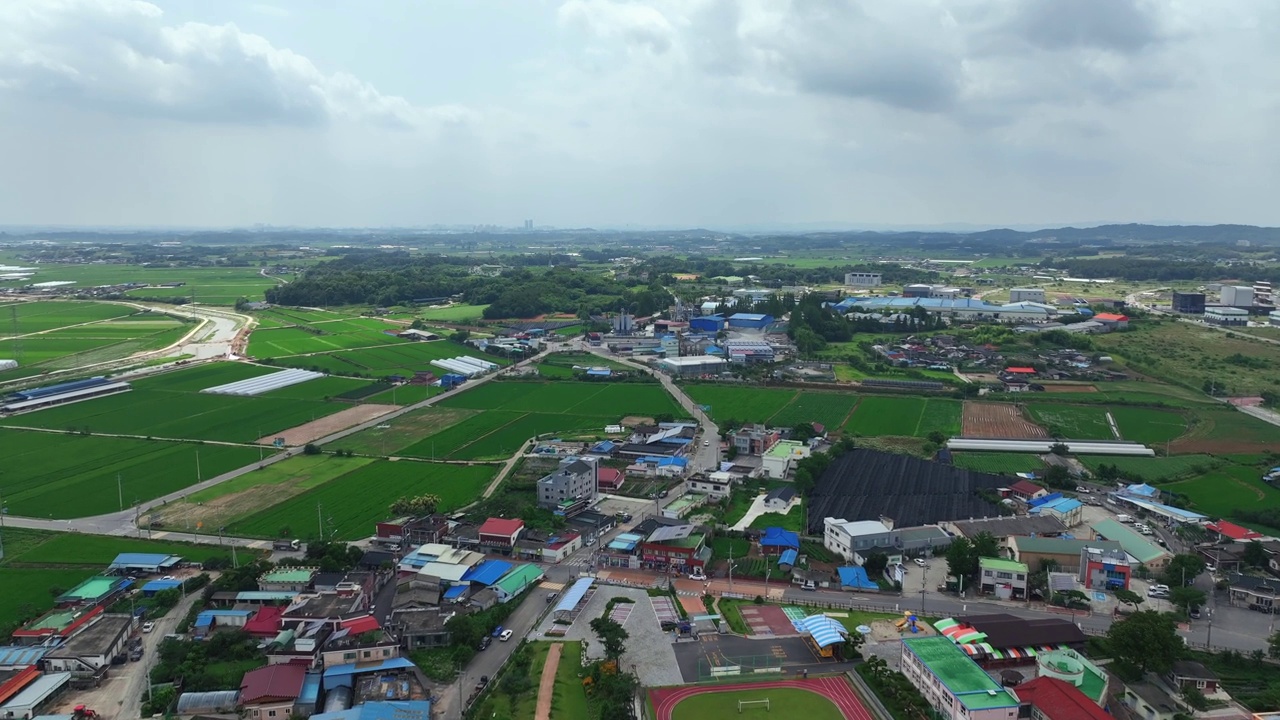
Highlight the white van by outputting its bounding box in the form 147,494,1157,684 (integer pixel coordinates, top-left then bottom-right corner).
1116,514,1133,523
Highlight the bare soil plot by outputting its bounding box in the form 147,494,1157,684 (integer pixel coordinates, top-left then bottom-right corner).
257,404,399,446
1038,383,1099,393
961,402,1048,438
619,416,655,427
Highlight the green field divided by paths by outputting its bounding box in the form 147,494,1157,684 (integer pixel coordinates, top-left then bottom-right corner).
1075,454,1222,483
0,301,134,334
0,428,271,518
440,381,682,418
1024,403,1115,440
0,362,375,443
247,319,411,358
227,460,496,540
248,307,350,329
1107,407,1187,445
685,385,797,424
266,340,509,380
843,396,962,438
1167,464,1280,528
0,266,280,305
0,302,193,380
768,392,860,431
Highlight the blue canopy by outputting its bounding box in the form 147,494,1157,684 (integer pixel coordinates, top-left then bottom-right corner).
778,549,798,566
553,577,595,615
792,615,848,648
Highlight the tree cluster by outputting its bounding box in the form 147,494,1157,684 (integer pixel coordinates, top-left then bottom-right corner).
944,532,1000,586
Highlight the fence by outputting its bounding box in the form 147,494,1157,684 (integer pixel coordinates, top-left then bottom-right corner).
846,670,895,720
696,654,786,682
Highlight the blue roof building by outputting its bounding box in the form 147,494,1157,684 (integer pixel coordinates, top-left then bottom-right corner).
759,527,799,551
838,566,879,590
311,701,432,720
727,313,774,330
108,553,182,572
461,560,513,587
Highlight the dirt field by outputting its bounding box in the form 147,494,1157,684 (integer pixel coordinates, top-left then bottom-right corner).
535,643,563,720
962,402,1049,438
258,404,400,446
619,416,655,427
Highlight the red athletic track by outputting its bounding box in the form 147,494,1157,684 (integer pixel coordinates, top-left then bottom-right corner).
649,677,873,720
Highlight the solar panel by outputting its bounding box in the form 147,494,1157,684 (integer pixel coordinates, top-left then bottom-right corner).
647,524,694,543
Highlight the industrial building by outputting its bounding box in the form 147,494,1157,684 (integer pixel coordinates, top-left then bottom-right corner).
1205,306,1248,326
723,339,774,363
1220,285,1255,307
1009,288,1046,303
1172,291,1205,314
689,315,725,333
844,272,882,287
726,313,773,330
835,296,1058,323
656,356,727,376
1,376,132,413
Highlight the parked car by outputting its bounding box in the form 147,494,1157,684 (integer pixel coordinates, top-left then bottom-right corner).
499,629,514,642
659,489,669,498
689,569,707,581
913,558,927,567
142,621,155,633
478,636,491,651
802,581,816,591
1075,486,1090,493
1189,606,1202,619
703,440,710,446
491,626,504,638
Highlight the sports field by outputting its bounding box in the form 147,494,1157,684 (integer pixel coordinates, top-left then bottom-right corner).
1024,403,1115,440
0,429,269,518
843,396,962,437
417,304,490,322
0,362,374,443
266,340,509,379
650,678,867,720
226,460,496,540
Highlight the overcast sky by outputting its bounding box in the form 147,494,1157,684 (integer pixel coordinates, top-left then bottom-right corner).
1,0,1278,230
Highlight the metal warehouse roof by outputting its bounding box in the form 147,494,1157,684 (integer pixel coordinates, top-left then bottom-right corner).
108,553,181,569
141,580,183,593
947,439,1155,455
461,560,513,586
494,564,544,595
322,658,415,688
1089,519,1168,564
0,646,48,668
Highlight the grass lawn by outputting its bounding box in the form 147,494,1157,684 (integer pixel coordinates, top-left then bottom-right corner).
669,686,846,720
748,505,804,532
1024,403,1115,440
551,641,588,719
0,429,269,518
467,641,586,720
227,460,496,540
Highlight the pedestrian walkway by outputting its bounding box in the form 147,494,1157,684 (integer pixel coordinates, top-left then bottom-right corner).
651,596,679,625
534,643,563,720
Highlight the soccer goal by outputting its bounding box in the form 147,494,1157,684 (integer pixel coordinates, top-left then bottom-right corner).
738,698,771,713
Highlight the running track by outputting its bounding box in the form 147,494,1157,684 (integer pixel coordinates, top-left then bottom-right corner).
649,677,873,720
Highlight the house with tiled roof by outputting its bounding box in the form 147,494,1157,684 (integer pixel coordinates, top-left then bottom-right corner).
240,664,307,719
1009,480,1049,502
1014,677,1110,720
1205,520,1262,542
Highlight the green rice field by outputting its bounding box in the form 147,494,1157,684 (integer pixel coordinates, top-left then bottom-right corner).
950,452,1046,475
266,340,508,379
0,362,374,443
1108,407,1187,445
247,319,410,358
0,301,133,333
1076,454,1221,482
440,381,682,418
0,266,281,305
767,392,859,430
9,531,249,566
685,385,797,423
227,461,496,540
0,429,270,518
1166,464,1280,522
843,396,962,438
1024,403,1115,440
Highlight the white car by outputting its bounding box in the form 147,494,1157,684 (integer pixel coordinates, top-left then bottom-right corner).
499,629,514,642
142,621,155,633
689,570,707,581
703,440,710,446
914,558,927,567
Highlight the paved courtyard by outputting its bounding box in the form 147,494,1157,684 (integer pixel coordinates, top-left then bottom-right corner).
530,584,684,687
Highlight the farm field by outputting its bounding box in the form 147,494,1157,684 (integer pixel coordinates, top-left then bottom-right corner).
0,266,281,305
227,461,496,540
340,407,477,456
10,531,249,566
0,568,103,632
537,352,630,378
0,304,194,381
1094,320,1280,397
685,385,797,424
843,396,962,437
247,319,409,358
1173,409,1280,453
266,340,508,379
248,307,350,328
1076,454,1222,482
1108,407,1187,445
0,429,269,518
961,402,1048,438
417,304,490,322
1166,464,1280,525
768,392,859,431
950,452,1046,475
440,381,683,418
1024,404,1115,440
0,362,373,443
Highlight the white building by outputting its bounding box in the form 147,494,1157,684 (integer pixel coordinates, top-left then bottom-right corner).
823,518,894,562
1205,306,1249,326
845,272,882,287
657,356,728,376
1221,285,1255,307
761,440,809,479
1009,288,1046,303
687,471,736,499
732,288,775,303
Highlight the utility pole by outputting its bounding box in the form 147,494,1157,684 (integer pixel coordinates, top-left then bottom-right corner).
728,542,734,594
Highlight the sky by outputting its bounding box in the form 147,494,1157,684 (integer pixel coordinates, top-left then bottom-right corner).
1,0,1278,230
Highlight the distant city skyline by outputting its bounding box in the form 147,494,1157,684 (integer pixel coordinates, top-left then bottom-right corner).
1,1,1277,229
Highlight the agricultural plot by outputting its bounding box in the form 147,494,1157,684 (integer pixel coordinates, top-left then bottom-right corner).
1172,409,1280,453
0,429,269,518
417,304,490,322
397,411,522,459
267,340,509,379
0,304,192,380
843,396,960,437
950,452,1046,475
0,301,133,333
961,402,1048,438
1167,464,1280,523
11,532,245,566
1094,321,1280,397
767,392,858,430
441,381,682,419
1108,407,1187,445
0,266,279,305
1024,404,1115,440
684,385,797,424
1076,454,1221,483
450,412,608,460
340,407,479,456
227,461,496,540
247,320,408,358
1,362,373,443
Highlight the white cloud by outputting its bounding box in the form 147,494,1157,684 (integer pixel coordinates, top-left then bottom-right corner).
0,0,473,129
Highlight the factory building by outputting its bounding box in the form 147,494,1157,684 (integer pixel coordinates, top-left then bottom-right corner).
844,272,882,287
726,313,773,330
1171,292,1205,314
1220,285,1255,308
1009,288,1046,304
1205,307,1249,326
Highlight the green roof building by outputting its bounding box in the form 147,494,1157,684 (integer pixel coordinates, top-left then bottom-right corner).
494,564,545,603
901,636,1019,720
1089,519,1169,567
979,557,1029,599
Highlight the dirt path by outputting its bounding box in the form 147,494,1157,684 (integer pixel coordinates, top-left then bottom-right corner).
535,642,564,720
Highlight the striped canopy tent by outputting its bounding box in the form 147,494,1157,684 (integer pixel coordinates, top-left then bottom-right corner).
959,643,1067,661
792,615,849,649
939,625,987,644
932,618,961,632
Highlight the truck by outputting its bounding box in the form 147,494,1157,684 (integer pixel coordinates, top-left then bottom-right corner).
1116,514,1133,523
273,539,301,551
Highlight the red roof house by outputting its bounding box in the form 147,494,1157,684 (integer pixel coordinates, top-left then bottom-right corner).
340,615,381,635
240,663,307,709
478,518,525,547
1009,480,1049,502
1206,520,1262,542
1005,367,1037,374
243,605,285,637
1014,677,1109,720
597,467,625,491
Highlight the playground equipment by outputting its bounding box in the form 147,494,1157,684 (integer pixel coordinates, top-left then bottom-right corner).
895,612,920,634
739,698,771,713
